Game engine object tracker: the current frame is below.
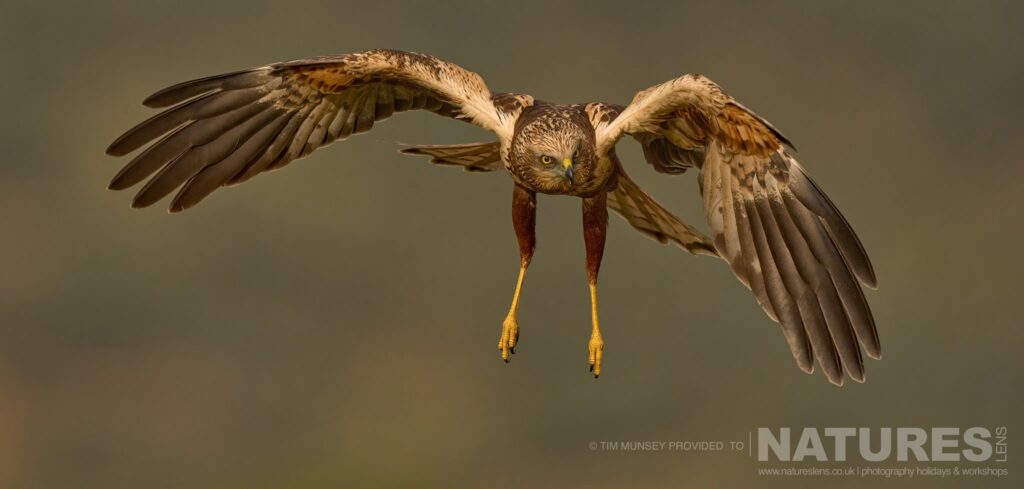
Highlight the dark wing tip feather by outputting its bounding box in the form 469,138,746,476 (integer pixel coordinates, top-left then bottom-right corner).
830,373,846,387
129,197,149,209
141,68,267,108
142,75,224,108
106,141,126,157
787,162,877,289
107,91,220,157
798,360,814,375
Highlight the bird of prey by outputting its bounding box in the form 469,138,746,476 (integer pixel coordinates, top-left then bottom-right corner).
106,49,878,385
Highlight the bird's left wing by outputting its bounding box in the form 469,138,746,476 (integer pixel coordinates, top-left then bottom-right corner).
106,49,521,212
594,75,878,385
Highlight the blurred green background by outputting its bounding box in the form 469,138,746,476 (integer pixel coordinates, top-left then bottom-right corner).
1,1,1021,487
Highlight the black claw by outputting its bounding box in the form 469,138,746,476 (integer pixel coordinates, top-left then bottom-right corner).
509,347,515,355
593,374,599,379
589,364,594,372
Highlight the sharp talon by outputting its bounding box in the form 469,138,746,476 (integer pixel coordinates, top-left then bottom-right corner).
588,333,603,377
498,314,520,363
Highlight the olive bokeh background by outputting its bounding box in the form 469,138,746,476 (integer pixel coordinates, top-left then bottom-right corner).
2,1,1021,487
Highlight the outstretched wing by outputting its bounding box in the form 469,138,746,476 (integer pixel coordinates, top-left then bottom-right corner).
594,76,878,385
107,49,522,212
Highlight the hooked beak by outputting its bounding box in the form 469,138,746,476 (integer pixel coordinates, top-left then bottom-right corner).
561,158,574,183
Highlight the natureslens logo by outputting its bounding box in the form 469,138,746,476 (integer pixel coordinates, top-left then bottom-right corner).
757,427,1008,463
587,427,1010,479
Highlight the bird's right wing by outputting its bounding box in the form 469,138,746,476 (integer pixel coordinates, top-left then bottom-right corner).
106,49,527,212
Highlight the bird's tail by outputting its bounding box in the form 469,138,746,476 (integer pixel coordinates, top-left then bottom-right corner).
399,141,502,172
608,165,718,257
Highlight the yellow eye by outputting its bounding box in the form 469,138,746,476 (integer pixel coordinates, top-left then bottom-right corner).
540,155,553,165
573,149,580,158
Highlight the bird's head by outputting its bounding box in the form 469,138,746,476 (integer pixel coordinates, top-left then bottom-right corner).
509,107,597,194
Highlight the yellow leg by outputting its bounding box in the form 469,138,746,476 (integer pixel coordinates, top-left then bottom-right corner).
587,281,604,377
498,264,527,362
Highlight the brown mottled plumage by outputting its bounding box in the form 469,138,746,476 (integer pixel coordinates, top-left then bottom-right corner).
106,49,878,385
